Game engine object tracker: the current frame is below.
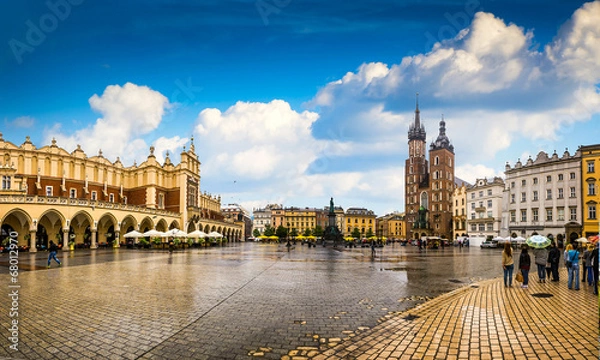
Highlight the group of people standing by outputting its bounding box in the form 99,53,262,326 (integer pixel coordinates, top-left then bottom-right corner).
501,241,598,294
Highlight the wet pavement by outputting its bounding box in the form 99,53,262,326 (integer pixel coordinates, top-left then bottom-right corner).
0,243,595,359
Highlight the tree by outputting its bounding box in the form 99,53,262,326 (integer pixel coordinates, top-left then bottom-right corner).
264,225,275,236
275,225,288,239
313,225,324,237
303,228,311,237
366,228,374,238
351,227,361,239
253,229,261,238
290,228,298,237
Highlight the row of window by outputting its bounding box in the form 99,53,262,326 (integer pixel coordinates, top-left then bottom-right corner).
347,218,373,224
509,207,577,222
470,211,494,220
471,189,494,199
510,172,576,189
470,200,494,210
45,186,119,203
510,187,578,202
470,223,494,232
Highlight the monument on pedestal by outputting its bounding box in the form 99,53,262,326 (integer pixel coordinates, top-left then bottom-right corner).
323,197,342,247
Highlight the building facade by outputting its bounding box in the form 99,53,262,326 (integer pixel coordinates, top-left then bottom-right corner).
452,183,468,238
0,134,242,251
466,177,504,239
284,207,327,236
222,203,251,240
502,149,582,242
405,96,455,240
581,144,600,237
252,204,280,235
344,207,376,237
376,212,406,241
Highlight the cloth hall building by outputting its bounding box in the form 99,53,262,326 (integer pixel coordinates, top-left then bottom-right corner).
0,134,242,252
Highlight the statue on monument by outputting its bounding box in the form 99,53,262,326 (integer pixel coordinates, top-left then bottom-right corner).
329,197,334,214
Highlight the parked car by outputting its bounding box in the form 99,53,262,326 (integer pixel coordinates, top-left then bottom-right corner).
480,240,499,248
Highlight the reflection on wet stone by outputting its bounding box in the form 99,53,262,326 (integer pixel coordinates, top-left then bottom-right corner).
0,243,503,359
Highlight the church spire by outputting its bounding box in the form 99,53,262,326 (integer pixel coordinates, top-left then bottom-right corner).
408,92,426,142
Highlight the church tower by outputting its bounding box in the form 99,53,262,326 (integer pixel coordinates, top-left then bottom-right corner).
429,116,455,239
405,94,429,239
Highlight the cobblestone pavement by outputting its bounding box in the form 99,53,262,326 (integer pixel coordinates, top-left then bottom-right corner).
0,243,597,359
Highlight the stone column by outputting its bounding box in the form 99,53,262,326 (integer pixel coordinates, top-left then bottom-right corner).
91,229,97,249
114,231,120,247
29,230,37,253
62,229,69,251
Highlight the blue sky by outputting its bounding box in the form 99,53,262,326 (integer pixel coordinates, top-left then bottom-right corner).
1,0,599,216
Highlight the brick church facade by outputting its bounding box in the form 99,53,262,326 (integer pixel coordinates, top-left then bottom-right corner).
404,96,455,240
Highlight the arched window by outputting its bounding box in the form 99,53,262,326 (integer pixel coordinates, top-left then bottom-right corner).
420,192,428,209
435,156,439,165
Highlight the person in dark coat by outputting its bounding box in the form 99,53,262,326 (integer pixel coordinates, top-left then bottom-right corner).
47,240,61,268
590,243,599,295
519,246,531,289
548,243,561,281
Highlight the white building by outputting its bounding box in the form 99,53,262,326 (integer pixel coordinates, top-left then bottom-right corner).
252,204,280,235
466,177,505,239
501,149,582,243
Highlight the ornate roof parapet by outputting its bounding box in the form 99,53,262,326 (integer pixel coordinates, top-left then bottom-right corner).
505,147,582,174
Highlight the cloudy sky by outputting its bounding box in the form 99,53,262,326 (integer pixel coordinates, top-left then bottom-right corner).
1,0,599,216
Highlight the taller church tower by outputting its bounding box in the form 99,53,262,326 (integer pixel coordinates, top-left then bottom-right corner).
405,94,429,238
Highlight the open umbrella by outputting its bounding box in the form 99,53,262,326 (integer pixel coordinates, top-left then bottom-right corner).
526,234,551,249
187,230,208,238
588,235,599,244
164,228,188,238
123,230,143,238
142,229,166,237
575,237,589,244
207,231,223,238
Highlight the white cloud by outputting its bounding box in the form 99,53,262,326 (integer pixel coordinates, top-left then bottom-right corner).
194,100,322,180
546,1,600,82
46,83,172,165
6,116,35,128
307,4,600,181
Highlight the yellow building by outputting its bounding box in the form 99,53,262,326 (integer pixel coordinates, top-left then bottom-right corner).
452,183,468,239
344,207,376,237
0,134,242,251
284,207,326,235
376,212,406,240
581,144,600,237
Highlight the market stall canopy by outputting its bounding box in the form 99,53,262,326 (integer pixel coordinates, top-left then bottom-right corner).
188,230,208,238
165,228,188,237
123,230,143,238
143,229,166,237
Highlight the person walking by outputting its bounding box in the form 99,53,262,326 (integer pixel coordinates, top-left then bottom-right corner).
582,244,590,285
518,246,531,289
567,244,580,290
532,246,548,283
47,240,61,268
548,242,561,281
564,243,573,268
590,243,598,295
371,240,376,258
502,242,514,287
585,244,594,286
